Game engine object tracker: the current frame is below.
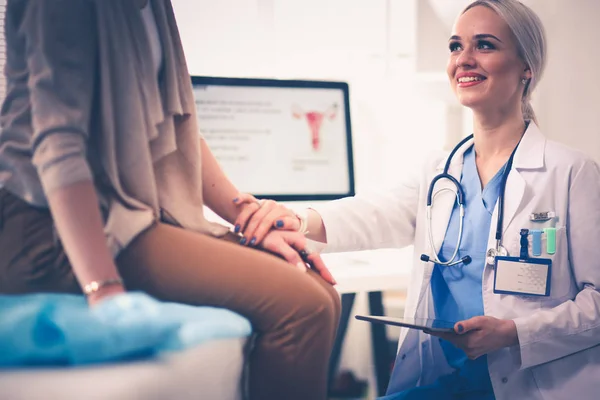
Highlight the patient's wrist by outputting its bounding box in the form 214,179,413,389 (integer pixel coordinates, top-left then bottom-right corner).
83,277,124,295
83,277,125,304
86,283,126,306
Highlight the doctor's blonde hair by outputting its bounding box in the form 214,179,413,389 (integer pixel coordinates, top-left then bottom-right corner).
462,0,547,124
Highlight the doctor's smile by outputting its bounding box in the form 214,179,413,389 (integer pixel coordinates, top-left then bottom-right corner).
456,72,487,88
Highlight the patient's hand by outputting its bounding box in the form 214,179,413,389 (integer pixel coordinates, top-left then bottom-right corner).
260,230,336,285
232,193,299,246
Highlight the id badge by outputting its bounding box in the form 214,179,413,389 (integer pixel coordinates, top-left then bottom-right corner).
493,256,551,296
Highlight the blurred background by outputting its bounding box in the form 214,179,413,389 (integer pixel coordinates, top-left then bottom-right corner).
172,0,600,187
0,1,597,399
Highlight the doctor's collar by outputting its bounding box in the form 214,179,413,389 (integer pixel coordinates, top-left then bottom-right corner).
436,121,544,171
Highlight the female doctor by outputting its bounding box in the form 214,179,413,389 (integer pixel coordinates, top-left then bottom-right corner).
234,0,600,399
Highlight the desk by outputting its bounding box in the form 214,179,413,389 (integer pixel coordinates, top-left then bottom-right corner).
323,248,412,397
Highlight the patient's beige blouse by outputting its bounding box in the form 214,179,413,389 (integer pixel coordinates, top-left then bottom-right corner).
0,0,228,256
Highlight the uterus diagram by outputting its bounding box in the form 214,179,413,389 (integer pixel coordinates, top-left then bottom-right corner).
292,103,338,151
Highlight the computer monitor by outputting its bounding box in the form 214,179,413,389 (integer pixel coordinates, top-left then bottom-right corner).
191,76,355,201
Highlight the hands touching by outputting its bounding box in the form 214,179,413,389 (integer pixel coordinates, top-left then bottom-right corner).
427,316,519,360
230,193,335,285
232,193,299,245
260,230,336,285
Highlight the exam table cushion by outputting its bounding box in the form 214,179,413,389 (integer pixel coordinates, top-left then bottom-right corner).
0,337,249,400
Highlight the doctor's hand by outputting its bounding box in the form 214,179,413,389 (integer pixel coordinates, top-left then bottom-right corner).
259,230,336,286
232,193,299,246
428,316,519,360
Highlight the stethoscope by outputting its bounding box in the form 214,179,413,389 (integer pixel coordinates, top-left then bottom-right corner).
420,134,519,267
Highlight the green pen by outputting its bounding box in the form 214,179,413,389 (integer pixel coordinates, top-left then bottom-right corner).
544,227,556,255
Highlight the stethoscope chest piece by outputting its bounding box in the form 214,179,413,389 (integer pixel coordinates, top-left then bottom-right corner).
486,245,508,266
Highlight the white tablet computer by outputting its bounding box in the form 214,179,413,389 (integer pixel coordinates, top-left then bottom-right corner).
355,315,456,333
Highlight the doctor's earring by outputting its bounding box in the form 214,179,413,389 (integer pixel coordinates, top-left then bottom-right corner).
521,78,528,84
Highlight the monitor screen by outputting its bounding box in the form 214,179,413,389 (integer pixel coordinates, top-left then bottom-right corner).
191,76,355,201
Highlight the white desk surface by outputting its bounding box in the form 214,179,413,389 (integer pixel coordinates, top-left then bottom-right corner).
322,248,413,294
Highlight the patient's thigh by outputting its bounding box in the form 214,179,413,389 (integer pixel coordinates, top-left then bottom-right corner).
116,222,339,332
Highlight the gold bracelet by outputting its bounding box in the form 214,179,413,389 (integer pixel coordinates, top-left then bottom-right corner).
83,278,124,296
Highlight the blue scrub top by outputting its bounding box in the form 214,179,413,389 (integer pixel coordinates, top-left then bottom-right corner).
380,146,507,400
431,145,506,397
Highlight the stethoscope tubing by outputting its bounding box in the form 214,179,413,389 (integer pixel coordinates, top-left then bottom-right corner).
423,133,520,267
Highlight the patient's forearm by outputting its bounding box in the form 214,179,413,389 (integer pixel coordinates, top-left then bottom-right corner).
46,180,121,288
199,138,240,224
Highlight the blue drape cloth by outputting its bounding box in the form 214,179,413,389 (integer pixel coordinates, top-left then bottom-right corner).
0,292,252,366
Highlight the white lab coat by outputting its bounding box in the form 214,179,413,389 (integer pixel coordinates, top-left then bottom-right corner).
314,122,600,400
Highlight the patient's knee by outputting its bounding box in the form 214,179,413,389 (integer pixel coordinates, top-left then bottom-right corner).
295,282,338,331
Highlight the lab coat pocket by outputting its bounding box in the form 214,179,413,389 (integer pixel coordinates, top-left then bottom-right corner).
531,344,600,400
508,227,571,306
538,226,572,304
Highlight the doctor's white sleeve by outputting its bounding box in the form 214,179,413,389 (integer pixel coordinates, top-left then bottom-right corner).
310,168,421,253
513,158,600,370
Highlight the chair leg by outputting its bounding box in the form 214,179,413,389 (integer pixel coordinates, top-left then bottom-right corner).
328,293,356,390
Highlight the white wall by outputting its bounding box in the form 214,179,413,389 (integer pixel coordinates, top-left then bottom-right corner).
172,0,600,188
530,0,600,162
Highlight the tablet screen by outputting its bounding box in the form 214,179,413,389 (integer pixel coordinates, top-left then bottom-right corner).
355,315,456,333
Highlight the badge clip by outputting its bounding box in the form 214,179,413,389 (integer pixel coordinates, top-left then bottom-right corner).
519,229,529,260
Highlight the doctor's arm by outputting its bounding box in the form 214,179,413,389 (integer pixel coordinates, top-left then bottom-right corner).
233,167,422,253
307,178,421,252
511,159,600,369
229,193,329,243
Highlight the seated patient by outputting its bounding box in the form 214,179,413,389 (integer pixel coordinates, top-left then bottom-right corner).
0,1,339,399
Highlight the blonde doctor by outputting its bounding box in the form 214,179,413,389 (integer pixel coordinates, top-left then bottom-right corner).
234,0,600,399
